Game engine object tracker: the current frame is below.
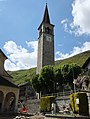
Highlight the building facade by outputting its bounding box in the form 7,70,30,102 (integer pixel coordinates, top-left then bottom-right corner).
36,4,54,74
0,49,19,113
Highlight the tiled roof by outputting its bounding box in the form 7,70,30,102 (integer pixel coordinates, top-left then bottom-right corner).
18,82,31,87
0,76,19,88
82,57,90,69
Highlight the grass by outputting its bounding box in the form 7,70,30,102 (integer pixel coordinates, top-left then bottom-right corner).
55,50,90,67
8,68,36,84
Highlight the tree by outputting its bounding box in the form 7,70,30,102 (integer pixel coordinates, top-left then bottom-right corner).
54,66,63,92
32,64,82,94
61,63,81,90
38,65,54,95
32,74,40,93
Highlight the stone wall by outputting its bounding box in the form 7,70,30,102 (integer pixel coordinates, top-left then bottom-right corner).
26,99,40,114
55,96,70,113
25,97,70,114
24,92,90,115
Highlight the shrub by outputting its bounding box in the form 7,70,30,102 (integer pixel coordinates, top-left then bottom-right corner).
40,96,56,112
70,92,89,116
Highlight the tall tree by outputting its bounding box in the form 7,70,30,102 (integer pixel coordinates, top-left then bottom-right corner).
38,65,54,95
32,64,81,94
54,66,63,92
32,74,40,93
61,63,81,90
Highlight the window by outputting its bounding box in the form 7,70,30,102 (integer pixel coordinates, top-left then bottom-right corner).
45,27,50,34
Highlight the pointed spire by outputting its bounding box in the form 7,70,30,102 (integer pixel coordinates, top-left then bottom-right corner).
42,3,50,24
38,4,52,30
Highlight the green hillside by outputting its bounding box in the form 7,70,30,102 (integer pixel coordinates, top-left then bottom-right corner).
8,67,36,85
8,50,90,85
55,50,90,66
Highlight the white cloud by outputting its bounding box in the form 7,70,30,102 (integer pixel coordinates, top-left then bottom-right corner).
61,19,73,35
3,40,90,71
26,41,38,52
61,19,69,32
61,19,68,24
71,0,90,36
61,0,90,36
3,40,38,71
55,41,90,60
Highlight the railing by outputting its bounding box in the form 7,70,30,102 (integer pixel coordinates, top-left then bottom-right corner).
41,89,90,97
41,91,73,97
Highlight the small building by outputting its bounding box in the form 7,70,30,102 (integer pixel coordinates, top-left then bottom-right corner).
0,49,19,113
82,57,90,90
82,57,90,115
82,57,90,72
18,82,36,102
18,82,40,113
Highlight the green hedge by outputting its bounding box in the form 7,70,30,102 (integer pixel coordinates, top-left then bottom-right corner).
40,96,56,112
70,92,89,116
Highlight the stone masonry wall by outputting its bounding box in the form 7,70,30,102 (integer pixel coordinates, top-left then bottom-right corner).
55,97,70,113
26,99,40,114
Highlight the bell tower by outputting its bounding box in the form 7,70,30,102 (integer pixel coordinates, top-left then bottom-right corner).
36,4,54,74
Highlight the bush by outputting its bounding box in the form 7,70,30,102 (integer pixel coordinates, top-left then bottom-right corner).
40,96,56,112
70,92,89,116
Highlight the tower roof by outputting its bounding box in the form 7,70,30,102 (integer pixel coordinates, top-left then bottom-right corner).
38,4,53,30
42,3,50,24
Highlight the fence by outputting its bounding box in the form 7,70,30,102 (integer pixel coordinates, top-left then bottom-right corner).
41,91,73,97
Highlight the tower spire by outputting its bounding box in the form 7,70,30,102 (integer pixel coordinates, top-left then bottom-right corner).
38,4,52,30
42,3,50,24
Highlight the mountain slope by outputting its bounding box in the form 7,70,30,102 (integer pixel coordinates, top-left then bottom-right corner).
8,68,36,85
55,50,90,66
8,50,90,85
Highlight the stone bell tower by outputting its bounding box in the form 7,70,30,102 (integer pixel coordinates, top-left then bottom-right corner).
36,4,54,74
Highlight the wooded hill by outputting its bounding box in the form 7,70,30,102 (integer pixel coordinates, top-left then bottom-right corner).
8,50,90,85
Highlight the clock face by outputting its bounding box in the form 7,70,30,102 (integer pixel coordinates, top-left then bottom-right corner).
46,36,52,42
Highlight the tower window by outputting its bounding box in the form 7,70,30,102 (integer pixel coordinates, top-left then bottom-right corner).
45,27,50,34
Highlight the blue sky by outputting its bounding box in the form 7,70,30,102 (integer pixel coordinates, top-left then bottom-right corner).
0,0,90,71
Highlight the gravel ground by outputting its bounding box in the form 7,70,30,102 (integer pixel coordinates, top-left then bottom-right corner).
0,114,45,119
